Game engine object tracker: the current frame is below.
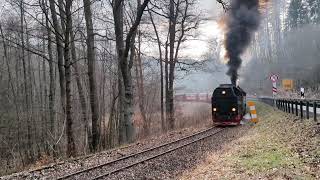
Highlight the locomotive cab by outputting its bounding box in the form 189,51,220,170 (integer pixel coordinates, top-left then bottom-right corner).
211,84,246,126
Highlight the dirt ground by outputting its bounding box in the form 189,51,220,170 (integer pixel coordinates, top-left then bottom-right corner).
179,102,320,180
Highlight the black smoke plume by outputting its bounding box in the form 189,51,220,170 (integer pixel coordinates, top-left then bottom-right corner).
225,0,261,85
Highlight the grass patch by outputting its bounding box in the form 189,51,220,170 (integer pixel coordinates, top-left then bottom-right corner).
234,136,301,172
228,102,315,178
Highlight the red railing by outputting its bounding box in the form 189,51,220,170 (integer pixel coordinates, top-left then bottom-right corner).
174,93,211,103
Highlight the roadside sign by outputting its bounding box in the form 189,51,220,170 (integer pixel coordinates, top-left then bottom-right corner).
269,74,278,108
270,74,279,82
282,79,294,91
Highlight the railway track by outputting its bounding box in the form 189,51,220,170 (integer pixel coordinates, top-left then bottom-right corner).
56,126,225,180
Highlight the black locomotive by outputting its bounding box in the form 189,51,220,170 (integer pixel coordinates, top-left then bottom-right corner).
211,84,247,126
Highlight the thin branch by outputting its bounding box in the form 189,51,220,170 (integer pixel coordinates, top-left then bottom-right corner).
216,0,230,11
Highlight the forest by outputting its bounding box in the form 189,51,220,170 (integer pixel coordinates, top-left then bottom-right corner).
242,0,320,98
0,0,319,175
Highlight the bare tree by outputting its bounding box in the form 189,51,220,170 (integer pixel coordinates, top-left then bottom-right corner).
48,0,66,115
63,0,76,157
70,26,90,152
148,6,165,131
113,0,151,143
82,0,100,152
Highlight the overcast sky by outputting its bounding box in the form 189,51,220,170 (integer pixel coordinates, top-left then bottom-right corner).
176,1,229,92
199,0,224,18
181,0,225,59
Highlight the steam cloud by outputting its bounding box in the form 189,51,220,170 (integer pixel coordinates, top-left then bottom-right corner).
225,0,262,85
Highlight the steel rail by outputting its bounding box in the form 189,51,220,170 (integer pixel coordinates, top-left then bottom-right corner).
91,128,225,180
20,143,137,176
57,126,219,180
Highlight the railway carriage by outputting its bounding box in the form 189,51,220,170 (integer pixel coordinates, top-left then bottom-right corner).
211,84,247,126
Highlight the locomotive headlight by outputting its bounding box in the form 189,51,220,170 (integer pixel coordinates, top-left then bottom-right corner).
213,108,217,112
232,108,236,112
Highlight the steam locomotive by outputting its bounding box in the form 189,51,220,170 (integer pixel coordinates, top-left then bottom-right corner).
211,84,247,126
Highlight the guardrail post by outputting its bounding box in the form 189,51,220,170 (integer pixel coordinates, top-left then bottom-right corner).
313,102,317,121
300,101,303,119
291,101,294,114
282,100,284,111
306,101,310,119
295,101,298,116
286,100,288,112
288,100,291,113
279,100,281,110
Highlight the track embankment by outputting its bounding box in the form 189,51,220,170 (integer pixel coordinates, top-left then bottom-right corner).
179,102,320,180
1,123,249,180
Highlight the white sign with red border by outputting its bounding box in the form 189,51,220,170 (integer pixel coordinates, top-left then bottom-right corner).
270,74,279,96
270,74,279,82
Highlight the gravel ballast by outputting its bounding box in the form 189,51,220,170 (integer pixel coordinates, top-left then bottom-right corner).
1,125,213,180
105,125,250,179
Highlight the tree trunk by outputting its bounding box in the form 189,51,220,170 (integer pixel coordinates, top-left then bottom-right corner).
64,0,76,157
41,16,49,153
164,40,169,131
45,1,55,144
135,30,148,136
148,9,165,132
20,0,33,161
42,0,56,155
168,0,176,130
122,32,135,143
83,0,100,151
48,0,66,115
113,0,127,144
70,23,90,152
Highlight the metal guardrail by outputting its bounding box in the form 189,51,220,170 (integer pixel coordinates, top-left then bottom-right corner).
259,97,319,122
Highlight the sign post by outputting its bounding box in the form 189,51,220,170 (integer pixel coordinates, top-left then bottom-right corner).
270,74,279,108
300,87,305,99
